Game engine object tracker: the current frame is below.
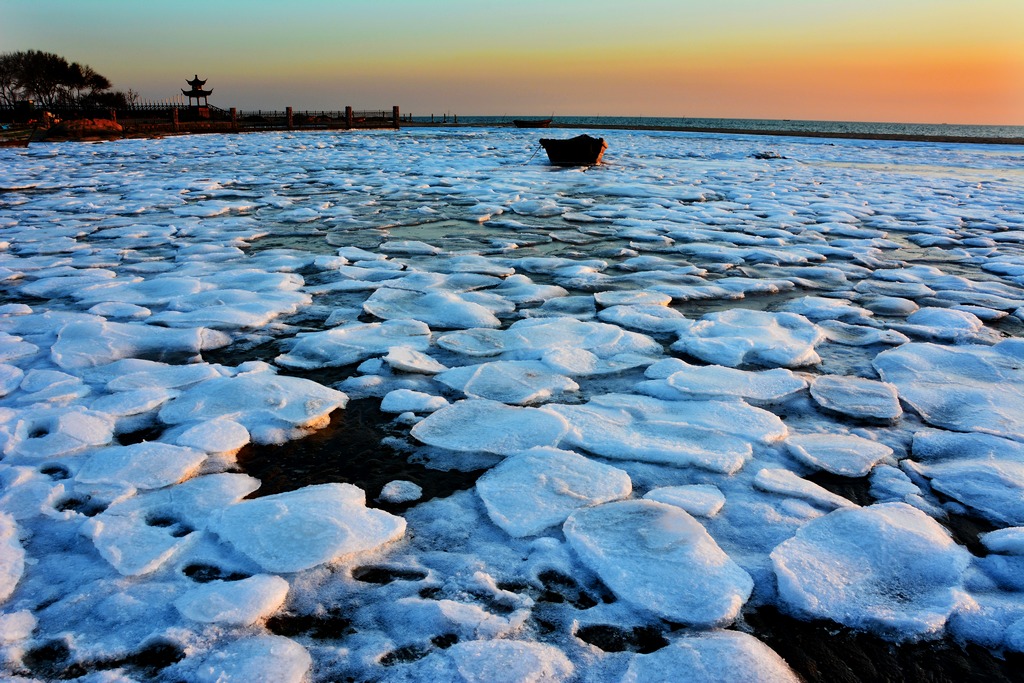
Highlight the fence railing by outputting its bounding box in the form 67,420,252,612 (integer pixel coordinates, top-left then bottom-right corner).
0,104,402,134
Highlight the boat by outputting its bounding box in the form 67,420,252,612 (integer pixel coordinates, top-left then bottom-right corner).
539,134,608,166
513,118,552,128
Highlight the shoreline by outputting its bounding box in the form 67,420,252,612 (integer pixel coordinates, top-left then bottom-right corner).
402,120,1024,146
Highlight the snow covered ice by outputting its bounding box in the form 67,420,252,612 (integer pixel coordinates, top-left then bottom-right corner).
2,127,1024,680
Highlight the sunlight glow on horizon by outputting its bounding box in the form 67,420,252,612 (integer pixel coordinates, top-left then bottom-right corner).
1,0,1021,125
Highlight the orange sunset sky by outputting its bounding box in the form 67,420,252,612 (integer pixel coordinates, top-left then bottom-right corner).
2,0,1022,125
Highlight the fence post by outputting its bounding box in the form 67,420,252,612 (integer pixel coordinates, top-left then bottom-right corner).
172,107,179,133
392,106,400,129
230,107,237,132
286,106,293,131
345,106,353,129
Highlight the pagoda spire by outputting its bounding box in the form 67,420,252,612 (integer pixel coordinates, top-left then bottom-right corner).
182,74,213,107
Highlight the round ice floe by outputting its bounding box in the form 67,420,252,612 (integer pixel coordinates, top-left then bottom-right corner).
770,502,971,639
643,484,725,518
0,332,38,364
175,418,251,453
779,295,873,323
597,304,691,334
6,407,114,460
674,309,823,368
874,340,1024,440
564,500,752,626
379,239,443,255
0,513,25,602
889,307,990,343
189,635,311,683
379,480,423,504
363,288,502,329
104,360,226,391
276,319,431,369
786,432,893,477
441,640,574,683
75,442,207,489
51,320,230,369
209,483,406,573
905,458,1024,527
817,319,910,346
380,389,449,414
476,447,631,537
810,374,902,421
383,346,448,374
862,296,919,316
411,399,568,456
437,360,579,405
544,393,786,474
174,574,289,625
0,364,24,397
621,631,799,683
982,528,1024,555
158,372,347,444
594,290,672,307
658,362,807,402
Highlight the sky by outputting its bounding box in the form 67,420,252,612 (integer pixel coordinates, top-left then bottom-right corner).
2,0,1022,125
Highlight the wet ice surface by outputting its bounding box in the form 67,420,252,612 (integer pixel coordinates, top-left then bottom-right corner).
1,129,1024,681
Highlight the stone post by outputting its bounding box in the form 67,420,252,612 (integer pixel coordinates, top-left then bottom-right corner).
230,107,237,132
392,106,400,129
172,107,179,133
345,106,353,129
286,106,294,131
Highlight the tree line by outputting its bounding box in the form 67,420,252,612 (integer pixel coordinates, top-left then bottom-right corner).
0,50,136,110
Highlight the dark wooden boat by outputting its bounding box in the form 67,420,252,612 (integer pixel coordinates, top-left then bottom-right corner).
513,118,552,128
539,134,608,166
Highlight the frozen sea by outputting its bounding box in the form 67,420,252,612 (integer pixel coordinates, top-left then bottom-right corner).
2,127,1024,682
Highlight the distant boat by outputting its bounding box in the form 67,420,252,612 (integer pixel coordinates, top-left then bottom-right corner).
539,134,608,166
513,118,552,128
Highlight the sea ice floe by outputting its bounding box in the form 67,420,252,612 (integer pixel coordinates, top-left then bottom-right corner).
3,406,115,460
157,371,348,444
754,468,857,511
174,574,289,625
363,288,505,329
173,417,251,454
889,307,993,343
809,374,902,421
413,640,575,683
641,361,807,403
621,631,799,683
209,483,406,573
643,484,725,518
673,309,823,368
276,319,432,369
564,499,753,626
874,340,1024,439
771,502,971,639
411,399,569,456
786,432,894,477
184,634,312,683
597,304,691,334
779,295,874,323
436,360,579,405
383,346,448,374
0,513,24,602
0,364,24,397
379,480,423,504
476,447,631,537
544,393,786,474
51,320,231,369
905,458,1024,527
75,442,207,489
817,319,910,346
380,389,449,414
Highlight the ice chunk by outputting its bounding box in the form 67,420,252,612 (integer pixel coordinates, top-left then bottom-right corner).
0,333,38,364
379,480,423,504
0,363,24,397
411,399,569,456
380,389,449,414
890,307,990,343
779,295,873,323
787,432,893,477
544,393,786,474
437,360,579,405
0,513,24,602
476,447,631,537
5,406,114,459
210,483,406,573
906,458,1024,527
105,360,225,391
674,309,823,368
622,631,799,683
643,484,725,518
75,442,207,489
810,374,902,421
174,418,251,453
276,319,431,369
564,500,752,625
594,290,672,307
189,635,311,683
175,575,289,625
771,502,971,639
654,362,807,402
597,304,691,334
982,528,1024,555
874,340,1024,439
430,640,575,683
158,372,347,444
754,468,857,510
383,346,448,374
363,288,502,329
51,320,230,369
